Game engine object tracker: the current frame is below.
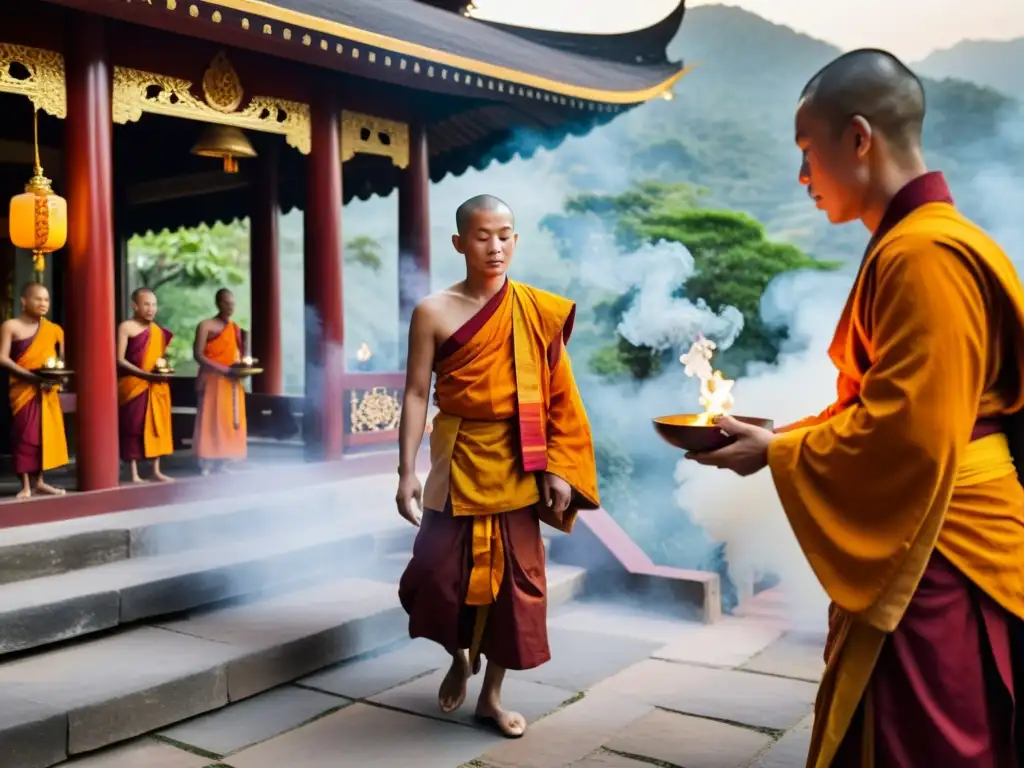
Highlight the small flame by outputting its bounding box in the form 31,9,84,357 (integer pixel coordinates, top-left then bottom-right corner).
680,335,735,426
356,342,372,363
155,357,168,369
44,356,56,369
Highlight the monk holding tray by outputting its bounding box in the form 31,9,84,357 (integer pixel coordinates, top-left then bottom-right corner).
117,288,174,483
0,282,69,498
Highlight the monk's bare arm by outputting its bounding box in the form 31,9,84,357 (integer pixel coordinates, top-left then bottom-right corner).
193,320,228,374
398,303,436,477
0,322,41,383
116,322,149,378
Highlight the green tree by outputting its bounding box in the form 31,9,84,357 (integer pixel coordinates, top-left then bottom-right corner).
129,221,249,292
345,234,384,273
544,182,839,379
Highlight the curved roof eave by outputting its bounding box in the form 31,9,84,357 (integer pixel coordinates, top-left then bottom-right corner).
200,0,688,104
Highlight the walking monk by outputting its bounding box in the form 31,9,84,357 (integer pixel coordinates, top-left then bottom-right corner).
689,49,1024,767
0,282,68,498
396,195,599,738
192,289,247,474
117,288,174,483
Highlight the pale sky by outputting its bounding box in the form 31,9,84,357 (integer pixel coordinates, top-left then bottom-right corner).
476,0,1024,62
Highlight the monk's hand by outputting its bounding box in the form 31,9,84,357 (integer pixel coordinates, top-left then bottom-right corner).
396,473,423,527
685,415,775,477
542,472,572,515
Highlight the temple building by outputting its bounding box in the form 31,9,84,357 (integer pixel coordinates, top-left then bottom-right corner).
0,0,687,520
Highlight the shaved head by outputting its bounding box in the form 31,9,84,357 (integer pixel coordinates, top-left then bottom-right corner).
131,287,154,304
800,49,925,152
20,281,46,299
455,195,514,235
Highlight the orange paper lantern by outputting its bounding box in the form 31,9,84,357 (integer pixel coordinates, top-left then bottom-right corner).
8,109,67,274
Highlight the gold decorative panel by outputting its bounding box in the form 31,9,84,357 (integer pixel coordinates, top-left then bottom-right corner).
341,111,409,169
0,44,66,118
349,387,402,433
111,51,311,154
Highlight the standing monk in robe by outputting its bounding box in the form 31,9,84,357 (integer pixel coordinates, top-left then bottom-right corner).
0,283,68,498
689,49,1024,767
192,288,247,474
117,288,174,483
396,195,599,738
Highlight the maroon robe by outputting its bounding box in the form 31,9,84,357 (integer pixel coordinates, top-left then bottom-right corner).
10,330,42,476
118,326,172,462
831,172,1023,766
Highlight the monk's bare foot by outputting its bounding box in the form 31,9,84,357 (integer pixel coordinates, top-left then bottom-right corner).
438,653,471,714
153,471,174,483
34,482,65,496
15,487,31,499
474,699,527,739
131,475,147,484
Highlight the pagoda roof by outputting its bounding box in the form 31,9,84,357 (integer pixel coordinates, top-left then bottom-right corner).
196,0,687,104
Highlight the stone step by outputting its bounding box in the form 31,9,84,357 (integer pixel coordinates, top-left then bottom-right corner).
0,516,398,657
0,484,349,586
0,563,588,768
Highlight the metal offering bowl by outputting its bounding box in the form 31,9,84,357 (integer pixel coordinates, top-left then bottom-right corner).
653,414,774,453
230,366,263,377
34,368,74,380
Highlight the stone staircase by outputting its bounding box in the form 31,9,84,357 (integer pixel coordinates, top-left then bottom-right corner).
0,473,587,768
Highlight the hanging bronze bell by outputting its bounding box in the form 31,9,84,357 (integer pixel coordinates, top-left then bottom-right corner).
190,125,257,173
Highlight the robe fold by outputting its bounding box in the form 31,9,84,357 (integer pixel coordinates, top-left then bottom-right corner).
118,324,174,461
193,321,247,460
9,319,68,475
767,172,1024,767
399,278,599,670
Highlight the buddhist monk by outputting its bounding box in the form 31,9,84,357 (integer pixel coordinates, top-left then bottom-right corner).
396,195,599,738
117,288,174,483
192,288,247,474
0,282,69,498
688,49,1024,767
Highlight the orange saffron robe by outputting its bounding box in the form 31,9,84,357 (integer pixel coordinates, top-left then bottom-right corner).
193,321,247,460
9,318,68,474
768,187,1024,767
118,324,174,460
414,279,599,661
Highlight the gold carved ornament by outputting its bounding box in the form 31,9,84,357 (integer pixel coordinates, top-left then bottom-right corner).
349,387,402,433
111,51,311,154
341,111,409,169
0,43,66,118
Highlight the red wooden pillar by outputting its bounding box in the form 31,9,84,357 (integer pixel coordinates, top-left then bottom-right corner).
250,144,283,395
303,88,344,460
397,120,431,366
65,13,119,491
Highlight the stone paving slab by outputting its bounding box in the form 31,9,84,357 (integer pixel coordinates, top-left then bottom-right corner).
593,659,817,731
651,616,783,668
549,602,718,645
372,669,575,729
754,713,813,767
158,685,349,756
604,708,774,768
481,689,652,768
229,702,501,768
298,638,444,699
516,627,661,692
570,751,659,768
63,738,211,767
0,530,129,586
741,631,826,682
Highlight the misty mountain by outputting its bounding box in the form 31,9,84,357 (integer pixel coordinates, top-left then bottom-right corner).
551,4,1024,261
915,39,1024,101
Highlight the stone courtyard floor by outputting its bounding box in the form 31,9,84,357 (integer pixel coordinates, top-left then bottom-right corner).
60,594,824,768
